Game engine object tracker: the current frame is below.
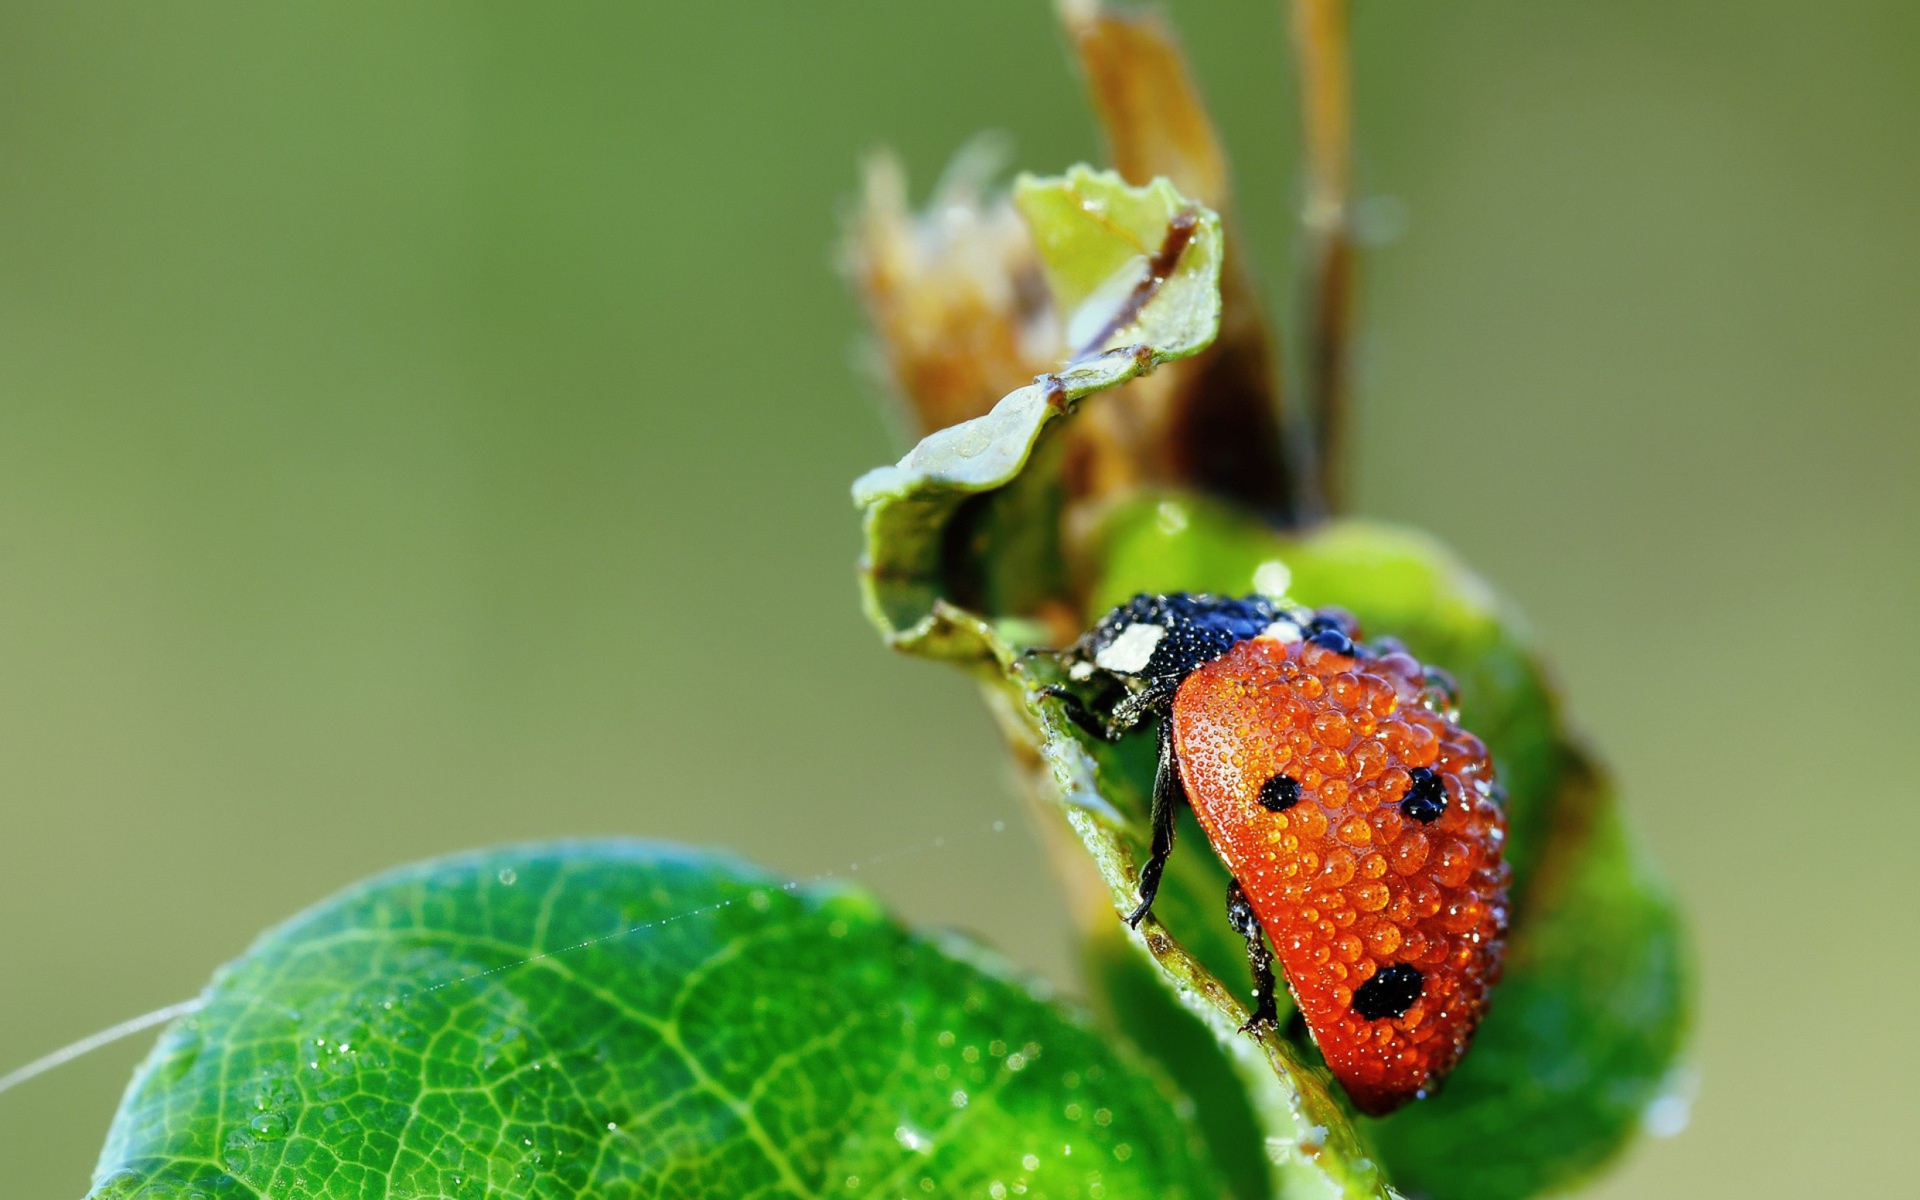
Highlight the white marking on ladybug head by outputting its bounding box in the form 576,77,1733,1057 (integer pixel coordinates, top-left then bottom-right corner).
1094,622,1165,674
1068,659,1096,681
1257,619,1303,644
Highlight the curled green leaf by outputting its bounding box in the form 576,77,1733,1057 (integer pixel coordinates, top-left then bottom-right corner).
853,169,1387,1200
1012,169,1221,362
88,842,1221,1200
854,167,1223,661
851,176,1690,1200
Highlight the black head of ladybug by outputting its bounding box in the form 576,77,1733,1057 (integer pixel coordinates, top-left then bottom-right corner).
1072,592,1291,688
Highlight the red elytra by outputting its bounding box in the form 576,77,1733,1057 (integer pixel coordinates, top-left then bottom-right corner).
1172,634,1510,1115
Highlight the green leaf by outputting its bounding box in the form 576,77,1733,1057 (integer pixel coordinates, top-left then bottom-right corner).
853,170,1389,1200
1078,923,1269,1200
87,842,1223,1200
1012,169,1221,362
1087,495,1693,1200
853,167,1223,661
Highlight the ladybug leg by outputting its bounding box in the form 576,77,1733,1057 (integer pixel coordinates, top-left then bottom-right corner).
1109,678,1178,733
1226,877,1281,1032
1125,716,1186,927
1041,685,1119,742
1042,675,1174,743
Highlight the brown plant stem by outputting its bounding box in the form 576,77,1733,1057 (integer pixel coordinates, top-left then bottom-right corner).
1058,0,1303,524
1289,0,1355,517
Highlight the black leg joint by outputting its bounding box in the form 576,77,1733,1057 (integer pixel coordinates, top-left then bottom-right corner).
1227,877,1281,1033
1125,716,1184,927
1110,678,1178,734
1042,685,1117,742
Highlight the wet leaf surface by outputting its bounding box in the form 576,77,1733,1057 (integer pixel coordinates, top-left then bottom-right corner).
87,842,1222,1200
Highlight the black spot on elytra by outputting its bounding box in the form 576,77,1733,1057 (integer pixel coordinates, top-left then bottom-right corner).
1353,964,1424,1020
1400,767,1448,824
1258,773,1302,812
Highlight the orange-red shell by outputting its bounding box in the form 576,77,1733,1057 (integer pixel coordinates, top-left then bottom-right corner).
1172,634,1510,1114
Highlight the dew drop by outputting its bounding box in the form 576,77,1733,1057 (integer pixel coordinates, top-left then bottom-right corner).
1349,882,1390,913
1363,921,1403,957
895,1124,935,1154
1320,848,1356,887
1643,1067,1697,1138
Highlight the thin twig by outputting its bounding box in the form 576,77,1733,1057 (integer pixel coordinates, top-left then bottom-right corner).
0,997,203,1100
1289,0,1356,515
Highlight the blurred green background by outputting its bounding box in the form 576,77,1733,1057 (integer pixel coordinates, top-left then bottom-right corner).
1,2,1914,1196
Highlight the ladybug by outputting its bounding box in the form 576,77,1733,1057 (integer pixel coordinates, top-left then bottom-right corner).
1041,593,1510,1115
